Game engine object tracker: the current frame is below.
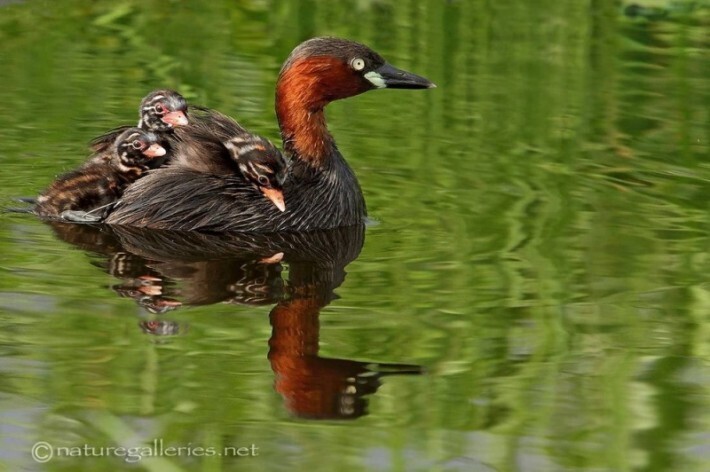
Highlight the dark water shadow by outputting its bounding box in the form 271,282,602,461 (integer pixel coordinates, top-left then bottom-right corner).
46,221,423,420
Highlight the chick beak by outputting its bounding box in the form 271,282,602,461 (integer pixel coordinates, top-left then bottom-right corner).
261,187,286,212
143,143,167,158
162,110,189,127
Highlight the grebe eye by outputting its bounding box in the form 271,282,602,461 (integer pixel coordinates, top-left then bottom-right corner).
350,57,366,71
258,175,269,186
131,140,143,149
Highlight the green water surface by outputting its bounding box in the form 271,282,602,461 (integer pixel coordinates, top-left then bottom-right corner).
0,1,708,471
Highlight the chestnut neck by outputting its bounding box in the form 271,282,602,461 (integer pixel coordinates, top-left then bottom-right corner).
275,58,342,167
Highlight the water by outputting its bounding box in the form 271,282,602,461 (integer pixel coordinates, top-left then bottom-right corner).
0,1,709,471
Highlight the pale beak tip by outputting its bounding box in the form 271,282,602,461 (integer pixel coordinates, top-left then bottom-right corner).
163,110,189,127
261,187,286,212
144,144,167,158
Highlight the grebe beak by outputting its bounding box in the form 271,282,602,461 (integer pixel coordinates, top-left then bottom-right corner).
143,143,167,158
162,110,189,127
365,63,436,90
261,187,286,212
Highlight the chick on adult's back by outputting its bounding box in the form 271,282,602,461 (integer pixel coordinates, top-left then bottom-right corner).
35,128,166,221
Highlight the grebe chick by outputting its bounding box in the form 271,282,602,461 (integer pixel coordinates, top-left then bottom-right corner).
89,89,189,157
224,135,288,211
35,128,166,221
168,109,288,211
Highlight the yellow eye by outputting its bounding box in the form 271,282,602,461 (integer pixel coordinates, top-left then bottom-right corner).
350,58,365,71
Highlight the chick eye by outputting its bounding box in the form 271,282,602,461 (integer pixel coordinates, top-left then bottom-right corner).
350,57,366,71
154,103,167,114
131,140,143,149
258,175,269,186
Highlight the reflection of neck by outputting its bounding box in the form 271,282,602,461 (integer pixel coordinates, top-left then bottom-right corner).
268,298,322,358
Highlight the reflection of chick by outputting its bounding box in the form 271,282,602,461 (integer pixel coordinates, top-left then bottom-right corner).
139,320,184,336
142,258,286,307
113,275,182,314
224,259,286,306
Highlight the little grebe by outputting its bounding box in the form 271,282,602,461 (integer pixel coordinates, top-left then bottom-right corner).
105,37,434,232
35,128,166,220
90,89,189,158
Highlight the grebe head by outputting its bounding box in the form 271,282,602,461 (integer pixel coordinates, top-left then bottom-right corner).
224,136,289,212
278,37,435,108
115,128,166,172
276,38,434,162
139,90,189,132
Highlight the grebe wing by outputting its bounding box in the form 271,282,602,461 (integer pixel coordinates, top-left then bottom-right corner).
105,167,279,232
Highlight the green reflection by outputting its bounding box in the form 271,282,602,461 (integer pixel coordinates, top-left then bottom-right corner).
0,1,709,471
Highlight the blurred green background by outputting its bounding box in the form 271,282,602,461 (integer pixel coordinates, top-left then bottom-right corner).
0,0,709,471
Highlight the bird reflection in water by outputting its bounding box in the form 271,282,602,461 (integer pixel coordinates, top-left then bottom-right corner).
46,221,423,419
